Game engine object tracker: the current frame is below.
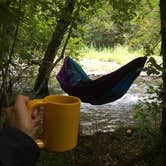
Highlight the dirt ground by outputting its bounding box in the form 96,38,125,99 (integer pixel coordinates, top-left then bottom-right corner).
37,127,161,166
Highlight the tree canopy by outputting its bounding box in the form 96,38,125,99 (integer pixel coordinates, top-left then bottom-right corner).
0,0,160,102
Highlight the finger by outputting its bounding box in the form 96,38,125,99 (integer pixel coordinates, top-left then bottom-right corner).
31,126,40,138
32,117,41,127
15,95,29,105
31,109,40,119
14,95,30,116
32,112,41,124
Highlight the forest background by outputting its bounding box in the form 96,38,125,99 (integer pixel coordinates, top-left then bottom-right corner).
0,0,160,101
1,0,166,165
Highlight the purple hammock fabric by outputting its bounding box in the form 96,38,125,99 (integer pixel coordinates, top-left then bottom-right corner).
56,56,147,105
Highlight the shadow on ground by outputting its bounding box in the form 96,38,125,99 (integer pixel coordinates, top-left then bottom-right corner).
37,127,161,166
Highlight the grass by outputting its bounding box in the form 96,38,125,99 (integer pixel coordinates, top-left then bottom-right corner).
78,45,145,74
80,45,162,66
80,45,144,64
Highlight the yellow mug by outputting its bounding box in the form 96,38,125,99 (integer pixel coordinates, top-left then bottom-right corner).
28,95,81,152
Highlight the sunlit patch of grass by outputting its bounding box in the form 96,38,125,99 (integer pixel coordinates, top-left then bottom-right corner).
80,45,144,64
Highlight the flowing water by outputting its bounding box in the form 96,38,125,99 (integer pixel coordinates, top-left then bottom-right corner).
53,75,159,135
53,59,160,135
79,75,151,135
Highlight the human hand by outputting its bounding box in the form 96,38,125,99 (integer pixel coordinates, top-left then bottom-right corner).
6,95,40,139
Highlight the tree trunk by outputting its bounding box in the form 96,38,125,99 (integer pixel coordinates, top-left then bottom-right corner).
160,0,166,164
33,0,75,97
0,0,21,110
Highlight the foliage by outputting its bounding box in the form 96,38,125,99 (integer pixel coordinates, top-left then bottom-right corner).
81,0,160,53
82,1,116,47
0,0,165,164
0,0,162,130
80,45,143,64
145,56,162,75
110,0,142,25
134,83,162,135
0,0,70,105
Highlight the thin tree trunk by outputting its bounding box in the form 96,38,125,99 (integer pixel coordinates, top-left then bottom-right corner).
160,0,166,164
0,0,21,109
33,0,75,97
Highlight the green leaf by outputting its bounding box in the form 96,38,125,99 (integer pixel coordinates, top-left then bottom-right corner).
0,2,17,24
20,53,32,60
148,57,162,71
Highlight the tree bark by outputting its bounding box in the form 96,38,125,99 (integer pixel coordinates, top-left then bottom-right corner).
160,0,166,164
33,0,75,97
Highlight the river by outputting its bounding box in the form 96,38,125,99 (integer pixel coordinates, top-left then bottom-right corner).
79,76,156,135
53,74,159,135
53,59,160,135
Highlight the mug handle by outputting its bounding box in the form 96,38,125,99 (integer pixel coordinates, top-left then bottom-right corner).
27,99,46,149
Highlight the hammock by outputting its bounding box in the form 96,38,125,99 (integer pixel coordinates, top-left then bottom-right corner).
56,56,147,105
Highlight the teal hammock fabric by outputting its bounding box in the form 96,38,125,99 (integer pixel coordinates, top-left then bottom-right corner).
56,56,147,105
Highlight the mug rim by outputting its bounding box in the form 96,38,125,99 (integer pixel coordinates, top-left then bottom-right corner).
44,95,81,105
